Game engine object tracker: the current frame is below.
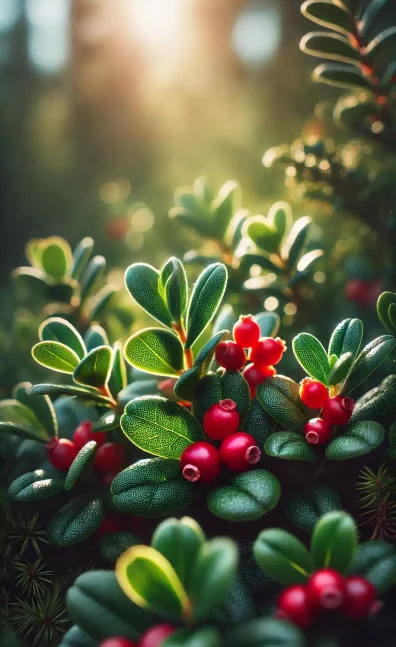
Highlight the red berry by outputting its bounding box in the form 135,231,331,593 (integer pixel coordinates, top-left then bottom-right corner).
100,471,119,486
99,638,137,647
219,432,261,471
180,442,220,483
276,585,316,629
203,400,240,440
250,337,287,367
94,442,125,474
299,378,329,409
73,420,106,450
307,569,346,610
322,395,355,427
97,515,122,538
345,279,370,306
242,363,276,396
139,624,175,647
304,418,332,445
233,315,261,348
46,438,78,471
215,340,246,371
342,576,377,619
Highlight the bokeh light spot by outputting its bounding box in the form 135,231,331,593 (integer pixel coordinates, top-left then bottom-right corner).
284,302,297,315
233,1,281,68
264,296,279,311
131,207,155,232
100,182,121,204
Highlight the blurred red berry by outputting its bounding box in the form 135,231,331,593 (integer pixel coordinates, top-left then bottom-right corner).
106,218,129,241
138,624,175,647
46,438,78,471
342,576,377,619
307,569,345,610
276,585,316,629
99,638,137,647
95,442,125,474
242,363,276,397
73,420,106,450
97,515,122,538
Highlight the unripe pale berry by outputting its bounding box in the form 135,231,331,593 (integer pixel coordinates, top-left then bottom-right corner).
242,363,276,397
46,438,78,471
73,420,106,450
215,340,246,371
304,418,332,445
322,395,355,426
276,584,316,629
307,569,345,610
139,624,175,647
203,399,240,440
250,337,287,367
180,442,221,483
342,576,377,619
94,442,125,474
99,638,137,647
233,315,261,348
299,378,329,409
219,432,261,471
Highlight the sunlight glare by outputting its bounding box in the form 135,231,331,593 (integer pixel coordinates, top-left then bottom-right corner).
128,0,187,53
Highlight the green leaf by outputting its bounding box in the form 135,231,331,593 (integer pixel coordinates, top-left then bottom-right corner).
124,328,183,378
0,399,48,442
99,532,140,564
264,432,317,462
328,318,363,361
300,32,359,63
79,255,106,305
341,335,396,394
325,421,385,459
41,237,73,280
47,497,105,546
88,284,117,321
293,333,330,384
73,346,113,389
218,573,256,625
39,317,86,359
161,257,188,324
240,253,281,274
244,216,280,254
163,627,222,647
364,25,396,58
193,373,221,424
116,545,190,621
25,237,44,269
152,517,205,588
28,383,113,406
121,396,204,459
125,262,173,327
185,263,227,349
284,486,342,533
254,311,280,338
206,470,281,521
84,325,109,352
243,398,276,445
225,618,305,647
14,382,58,437
347,540,396,595
64,441,97,491
32,341,80,374
312,63,372,90
174,331,228,401
296,249,323,273
301,0,353,35
92,412,119,433
311,511,357,572
377,291,396,334
257,376,309,433
108,341,128,398
8,469,64,502
112,458,200,516
282,216,311,271
212,180,241,238
71,236,94,280
188,538,238,622
118,380,159,408
220,370,251,424
254,528,313,585
60,626,97,647
328,351,353,386
212,304,237,336
66,570,151,641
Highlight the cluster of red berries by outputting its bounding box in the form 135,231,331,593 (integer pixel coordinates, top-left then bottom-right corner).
99,624,175,647
46,421,125,480
299,379,355,446
215,314,286,397
276,568,381,629
180,399,261,483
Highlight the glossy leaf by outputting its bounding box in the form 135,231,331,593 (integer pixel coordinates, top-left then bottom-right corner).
14,382,57,437
301,0,352,35
112,458,200,516
341,335,396,394
47,497,105,546
32,341,80,374
212,304,237,336
116,545,190,621
243,398,276,445
377,291,396,334
301,32,359,63
220,370,251,424
311,511,357,572
71,236,94,280
328,318,363,362
254,528,313,585
108,341,128,398
84,325,109,352
8,469,64,502
257,376,309,433
124,328,183,377
0,399,47,442
39,317,86,359
185,263,227,348
121,396,204,459
264,432,317,462
293,333,330,384
192,372,222,424
88,284,117,321
206,470,281,521
28,383,113,406
328,351,353,386
73,346,113,389
79,255,106,304
325,421,384,459
225,617,305,647
64,441,97,491
284,486,342,533
99,532,140,565
152,516,205,587
161,257,188,324
347,540,396,595
312,63,372,90
188,538,238,622
125,262,173,327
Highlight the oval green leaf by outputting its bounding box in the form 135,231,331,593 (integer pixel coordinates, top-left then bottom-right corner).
347,540,396,595
264,431,317,462
125,262,173,327
293,333,330,384
254,528,313,585
64,441,97,491
152,517,205,588
13,381,57,438
8,469,65,502
341,336,396,394
327,351,353,386
73,346,113,389
99,531,140,564
256,376,310,433
284,486,342,533
206,470,281,521
32,341,80,374
39,317,86,359
124,328,183,377
328,318,363,361
325,421,385,460
225,618,305,647
47,497,105,546
185,263,228,349
311,511,357,572
301,0,352,35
